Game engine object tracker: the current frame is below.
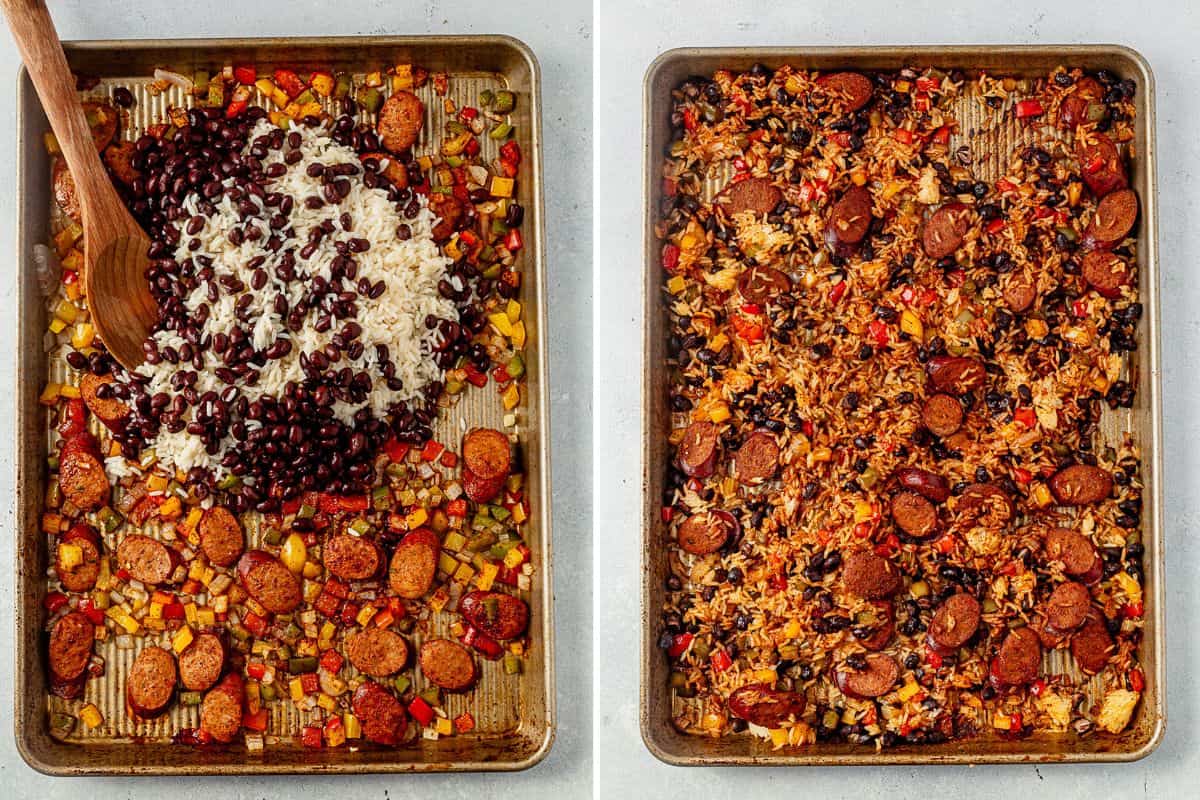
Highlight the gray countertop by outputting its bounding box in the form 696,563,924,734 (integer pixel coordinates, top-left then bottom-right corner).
0,1,592,797
593,0,1199,797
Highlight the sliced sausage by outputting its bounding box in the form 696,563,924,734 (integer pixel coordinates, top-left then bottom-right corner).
200,672,244,744
955,483,1015,529
48,610,94,682
103,140,140,187
237,550,302,613
79,372,130,432
988,627,1042,689
676,510,735,556
895,467,951,503
922,393,964,437
57,522,102,592
732,431,779,484
727,684,806,727
737,265,791,304
199,506,244,568
891,490,938,539
922,203,971,260
117,534,176,586
676,420,719,479
1045,581,1092,633
1059,76,1104,129
376,90,424,152
429,192,465,243
352,680,407,745
1034,614,1069,649
716,176,781,217
419,639,477,691
83,102,117,150
842,550,901,599
835,654,900,699
127,645,176,720
346,628,410,677
360,151,409,189
461,467,505,503
59,434,109,512
826,186,873,245
1049,464,1113,506
324,533,383,580
1071,610,1114,674
462,428,512,481
1082,250,1133,298
816,71,874,111
927,593,982,655
460,590,530,640
1076,131,1127,198
858,601,895,651
52,159,80,222
388,527,440,599
1044,527,1102,582
926,355,986,394
1002,272,1037,313
1084,188,1138,249
178,632,226,692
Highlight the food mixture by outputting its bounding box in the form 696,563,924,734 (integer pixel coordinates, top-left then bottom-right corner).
40,62,534,750
655,64,1147,748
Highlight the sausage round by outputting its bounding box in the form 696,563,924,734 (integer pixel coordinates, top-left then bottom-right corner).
816,71,874,111
117,534,176,586
826,185,873,244
127,645,177,719
178,632,226,692
677,421,719,479
835,654,900,699
1002,273,1038,313
200,672,244,744
461,467,505,503
891,490,938,539
927,592,982,655
83,102,117,150
1059,76,1104,129
462,428,512,481
360,151,409,189
1084,188,1138,249
48,610,94,682
237,550,302,613
922,393,964,437
988,627,1042,689
955,483,1015,529
1082,250,1132,298
79,372,130,431
1049,464,1113,505
727,683,806,727
352,680,407,745
858,601,895,651
429,192,465,243
388,527,440,599
842,550,901,599
346,627,410,677
419,639,477,691
324,533,383,580
376,90,424,152
923,203,971,259
102,140,140,187
676,509,735,556
1071,610,1114,674
895,467,951,503
57,522,102,592
717,176,782,217
1076,131,1127,198
733,431,779,484
199,506,245,568
1044,527,1102,582
59,436,109,512
1045,580,1092,633
926,355,986,394
52,159,80,222
460,590,530,640
737,265,791,304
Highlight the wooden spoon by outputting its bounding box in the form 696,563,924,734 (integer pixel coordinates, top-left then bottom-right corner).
2,0,155,370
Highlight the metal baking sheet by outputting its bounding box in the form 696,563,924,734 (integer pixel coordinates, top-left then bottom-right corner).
16,35,553,775
641,45,1163,766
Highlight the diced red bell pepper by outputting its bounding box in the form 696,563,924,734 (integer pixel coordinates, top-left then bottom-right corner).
318,493,369,514
454,712,476,733
1013,407,1036,429
243,708,270,732
500,140,521,165
931,125,952,145
439,450,458,469
1073,299,1089,318
314,591,340,618
667,632,693,658
710,649,732,672
867,319,890,346
828,280,847,304
1013,467,1034,484
62,269,78,285
420,439,444,462
162,601,186,620
242,611,268,638
916,76,940,93
494,563,520,586
233,64,257,85
464,364,488,388
225,99,249,119
893,128,914,145
339,601,360,625
740,303,762,315
387,597,406,617
247,662,268,681
58,398,87,437
320,649,345,674
273,69,306,99
1009,712,1023,732
1085,155,1105,174
78,597,105,625
661,243,680,271
385,437,411,463
324,577,349,600
43,591,69,613
661,506,674,523
504,228,523,253
300,725,323,748
853,521,873,539
683,109,699,132
462,625,504,659
828,131,852,148
1030,678,1047,697
926,649,944,669
459,106,479,122
491,365,513,384
662,177,677,197
1014,99,1045,119
996,178,1018,194
1129,668,1145,692
300,672,320,695
463,137,481,158
731,314,765,343
408,697,435,727
446,498,468,517
911,93,931,112
986,218,1007,234
933,534,957,555
1122,601,1144,619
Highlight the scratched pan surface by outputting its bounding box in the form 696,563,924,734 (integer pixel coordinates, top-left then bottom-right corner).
641,46,1162,766
15,36,552,775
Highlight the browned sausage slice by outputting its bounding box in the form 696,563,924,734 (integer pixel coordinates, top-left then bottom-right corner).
419,639,477,691
1002,273,1037,313
59,435,109,512
1076,131,1127,198
460,590,530,640
324,533,383,580
52,159,81,222
1082,250,1133,298
737,265,791,304
127,645,177,720
237,550,302,613
462,428,511,481
926,355,986,394
727,683,806,727
1084,188,1138,249
923,203,971,259
48,610,94,682
360,151,409,189
1071,610,1114,674
716,176,782,217
677,421,719,479
117,534,176,586
891,490,938,539
835,654,900,699
1059,76,1104,129
346,628,410,677
429,192,465,243
57,522,102,592
922,393,964,437
1045,581,1091,633
1044,527,1102,582
842,550,901,599
816,71,874,111
1049,464,1113,505
676,510,735,556
955,483,1015,529
352,680,407,745
388,527,440,599
733,431,779,484
895,467,951,503
83,102,117,150
103,140,140,187
826,186,873,244
199,506,245,568
461,468,505,503
988,627,1042,689
79,373,130,432
377,90,424,152
927,593,982,654
200,672,244,743
178,632,226,692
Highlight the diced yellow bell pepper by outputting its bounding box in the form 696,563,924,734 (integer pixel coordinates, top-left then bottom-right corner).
667,275,687,295
54,299,79,324
769,728,789,747
79,703,103,729
489,311,514,337
182,507,203,533
309,72,335,97
406,507,428,530
57,543,82,571
503,545,526,569
511,503,527,525
511,320,527,349
317,693,337,712
71,323,95,350
289,678,305,702
39,383,62,405
854,500,874,523
280,532,307,574
900,309,924,340
106,607,139,634
148,601,164,620
41,512,63,534
435,717,454,736
268,111,291,128
158,496,182,519
343,713,362,739
200,566,215,586
992,713,1012,730
490,176,515,198
187,560,205,581
708,403,731,424
197,608,216,628
355,604,377,627
429,587,449,612
254,78,276,96
184,602,199,627
475,561,499,591
302,561,322,579
444,531,467,552
897,679,921,702
501,383,520,411
298,102,323,119
1031,483,1052,508
48,318,67,334
783,619,802,639
453,562,475,584
438,552,459,575
811,446,832,463
506,299,522,323
58,384,79,399
754,668,777,684
319,621,337,650
172,624,194,653
364,71,383,88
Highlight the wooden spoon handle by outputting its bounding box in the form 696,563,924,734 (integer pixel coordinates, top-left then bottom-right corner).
0,0,122,216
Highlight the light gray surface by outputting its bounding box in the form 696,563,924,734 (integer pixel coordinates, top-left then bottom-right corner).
0,1,592,797
593,0,1198,797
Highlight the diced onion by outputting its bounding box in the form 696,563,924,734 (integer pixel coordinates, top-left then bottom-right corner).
153,68,194,93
